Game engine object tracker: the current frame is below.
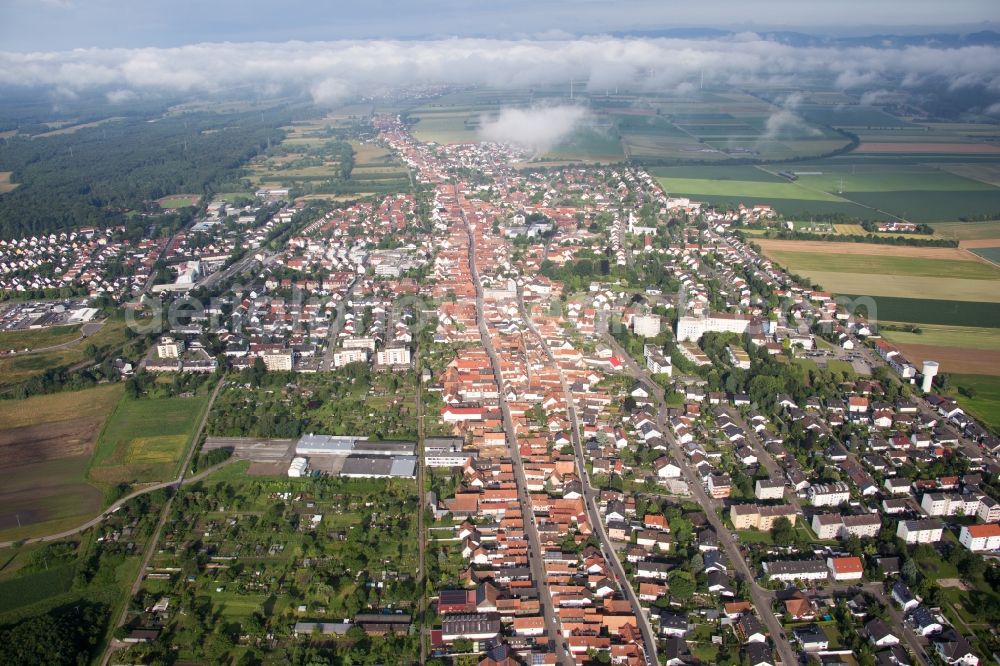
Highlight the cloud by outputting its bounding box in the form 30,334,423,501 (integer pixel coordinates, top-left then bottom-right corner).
478,105,590,155
0,36,996,111
760,92,820,141
858,89,896,106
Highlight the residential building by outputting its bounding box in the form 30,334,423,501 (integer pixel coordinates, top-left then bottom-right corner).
959,523,1000,552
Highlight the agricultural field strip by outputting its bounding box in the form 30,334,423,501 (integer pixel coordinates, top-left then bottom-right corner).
791,271,1000,303
764,249,1000,280
755,239,985,261
881,323,1000,350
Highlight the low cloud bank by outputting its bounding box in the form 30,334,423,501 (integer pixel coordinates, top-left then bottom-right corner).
478,105,590,154
0,37,997,112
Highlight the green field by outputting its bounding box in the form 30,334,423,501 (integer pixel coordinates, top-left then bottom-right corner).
89,393,209,486
0,319,126,391
933,220,1000,240
839,294,1000,328
767,250,1000,280
971,247,1000,264
794,271,1000,302
651,166,788,182
947,374,1000,432
882,324,1000,350
656,176,845,201
0,324,82,352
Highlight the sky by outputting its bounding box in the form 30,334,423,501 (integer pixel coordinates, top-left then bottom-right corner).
2,0,998,52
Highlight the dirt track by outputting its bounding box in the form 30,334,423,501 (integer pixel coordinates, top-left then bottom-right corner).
755,239,983,262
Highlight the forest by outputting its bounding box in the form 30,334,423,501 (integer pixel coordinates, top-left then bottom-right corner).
0,105,296,239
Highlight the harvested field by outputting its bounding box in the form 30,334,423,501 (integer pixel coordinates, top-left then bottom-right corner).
855,142,1000,153
0,418,106,468
960,238,1000,248
0,383,122,431
934,163,1000,188
893,343,1000,376
755,239,983,262
0,172,16,194
802,272,1000,302
0,385,121,535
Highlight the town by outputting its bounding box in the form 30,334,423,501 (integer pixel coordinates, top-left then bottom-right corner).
2,107,997,666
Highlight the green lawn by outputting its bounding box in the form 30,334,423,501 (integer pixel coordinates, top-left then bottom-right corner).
947,374,1000,433
0,324,82,352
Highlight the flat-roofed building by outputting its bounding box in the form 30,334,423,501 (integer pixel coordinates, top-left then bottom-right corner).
896,518,944,544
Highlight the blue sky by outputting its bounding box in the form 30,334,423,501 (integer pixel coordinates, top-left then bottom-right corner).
2,0,998,52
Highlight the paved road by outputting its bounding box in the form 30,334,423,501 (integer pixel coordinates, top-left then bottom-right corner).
322,274,360,371
462,209,571,665
519,292,658,666
601,322,798,666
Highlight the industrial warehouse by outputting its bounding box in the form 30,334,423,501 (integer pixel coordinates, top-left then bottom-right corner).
202,433,417,479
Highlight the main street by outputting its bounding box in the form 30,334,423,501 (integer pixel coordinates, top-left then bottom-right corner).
599,318,799,666
462,209,570,665
518,292,658,666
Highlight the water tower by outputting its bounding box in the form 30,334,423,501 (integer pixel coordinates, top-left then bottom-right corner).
921,361,939,393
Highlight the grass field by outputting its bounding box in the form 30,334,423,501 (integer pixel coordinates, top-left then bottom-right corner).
840,294,1000,328
656,176,845,201
970,247,1000,264
933,220,1000,241
946,374,1000,432
0,319,127,391
0,384,122,537
0,324,82,352
89,393,209,486
156,194,200,209
882,324,1000,350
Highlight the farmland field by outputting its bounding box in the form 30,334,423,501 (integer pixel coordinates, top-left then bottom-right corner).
89,392,209,486
798,272,1000,302
933,220,1000,241
655,176,844,201
881,324,1000,351
754,239,980,261
946,374,1000,433
970,247,1000,264
0,384,122,537
839,294,1000,328
762,250,1000,280
0,171,17,193
892,342,1000,376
